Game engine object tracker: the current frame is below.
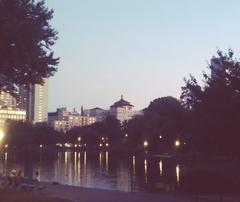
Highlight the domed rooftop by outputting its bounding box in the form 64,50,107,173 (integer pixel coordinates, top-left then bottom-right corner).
111,95,134,108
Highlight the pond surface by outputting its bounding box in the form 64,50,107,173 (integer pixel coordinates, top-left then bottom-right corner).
0,150,239,194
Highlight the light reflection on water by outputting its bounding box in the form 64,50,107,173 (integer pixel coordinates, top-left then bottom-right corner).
176,164,180,183
159,160,163,176
0,151,182,192
144,159,148,184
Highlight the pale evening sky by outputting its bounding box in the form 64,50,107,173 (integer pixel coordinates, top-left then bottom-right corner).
46,0,240,111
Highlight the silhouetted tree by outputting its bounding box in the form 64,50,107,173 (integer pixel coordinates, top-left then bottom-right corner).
5,121,63,147
126,96,188,152
181,50,240,156
104,116,123,143
66,116,124,148
0,0,59,94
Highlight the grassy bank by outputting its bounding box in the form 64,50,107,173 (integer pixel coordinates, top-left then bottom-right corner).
0,189,72,202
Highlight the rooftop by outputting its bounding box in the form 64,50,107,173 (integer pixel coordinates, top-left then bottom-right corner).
111,95,134,108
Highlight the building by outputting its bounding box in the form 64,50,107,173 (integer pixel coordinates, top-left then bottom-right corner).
0,91,16,108
83,107,108,122
0,107,26,126
109,95,134,123
17,79,48,123
48,108,96,132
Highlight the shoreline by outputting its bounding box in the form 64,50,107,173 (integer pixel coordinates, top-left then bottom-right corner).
38,181,240,202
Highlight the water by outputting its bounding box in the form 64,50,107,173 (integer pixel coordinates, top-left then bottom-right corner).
1,150,240,194
0,150,183,192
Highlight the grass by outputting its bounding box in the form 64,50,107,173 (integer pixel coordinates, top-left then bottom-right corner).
0,189,73,202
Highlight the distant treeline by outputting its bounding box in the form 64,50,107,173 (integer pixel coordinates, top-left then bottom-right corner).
3,50,240,157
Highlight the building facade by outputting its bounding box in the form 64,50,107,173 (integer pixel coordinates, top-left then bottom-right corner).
48,108,96,132
109,95,134,123
0,91,16,108
0,108,26,126
83,107,108,122
17,79,48,123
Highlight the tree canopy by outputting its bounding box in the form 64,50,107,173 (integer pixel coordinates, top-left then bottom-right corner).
181,50,240,155
126,96,188,152
0,0,59,94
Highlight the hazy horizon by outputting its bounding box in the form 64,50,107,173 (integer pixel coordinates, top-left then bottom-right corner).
46,0,240,111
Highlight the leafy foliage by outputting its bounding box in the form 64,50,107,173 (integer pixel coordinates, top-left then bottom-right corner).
0,0,59,94
4,121,63,146
125,96,188,152
181,50,240,155
66,116,124,148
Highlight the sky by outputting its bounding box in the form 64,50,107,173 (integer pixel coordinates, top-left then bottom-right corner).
45,0,240,111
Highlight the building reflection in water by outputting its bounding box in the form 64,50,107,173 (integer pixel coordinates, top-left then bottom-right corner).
0,151,188,192
116,161,131,191
144,159,148,184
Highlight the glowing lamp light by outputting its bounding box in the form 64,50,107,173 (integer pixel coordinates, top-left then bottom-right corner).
78,137,81,142
125,134,128,138
5,144,8,148
106,143,109,147
56,143,62,147
40,144,43,148
0,130,4,142
64,143,70,147
159,135,162,139
143,141,148,148
99,143,102,147
175,140,180,147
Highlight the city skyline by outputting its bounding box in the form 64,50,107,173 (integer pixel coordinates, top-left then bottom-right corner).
46,0,240,111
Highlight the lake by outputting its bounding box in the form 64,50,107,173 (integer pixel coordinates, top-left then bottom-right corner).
0,150,239,194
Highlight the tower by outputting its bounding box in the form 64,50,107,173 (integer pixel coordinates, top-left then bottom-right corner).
17,79,48,123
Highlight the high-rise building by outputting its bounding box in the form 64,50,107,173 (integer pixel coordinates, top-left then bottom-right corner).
17,79,48,123
0,91,16,108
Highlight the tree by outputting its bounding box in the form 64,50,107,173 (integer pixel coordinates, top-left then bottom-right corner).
0,0,59,94
181,50,240,155
5,121,63,146
126,96,188,152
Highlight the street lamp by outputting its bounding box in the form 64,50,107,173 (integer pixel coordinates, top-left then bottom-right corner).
78,137,81,142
